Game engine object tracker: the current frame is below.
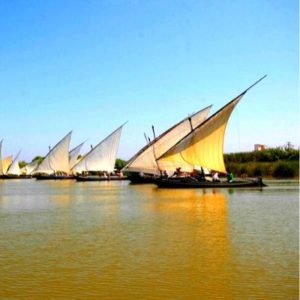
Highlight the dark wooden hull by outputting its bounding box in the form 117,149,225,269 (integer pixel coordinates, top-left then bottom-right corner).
127,173,157,184
154,177,267,188
129,176,156,184
35,175,75,180
75,175,128,182
0,175,32,179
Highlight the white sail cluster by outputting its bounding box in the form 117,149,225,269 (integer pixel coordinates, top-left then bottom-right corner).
0,123,125,177
29,124,125,176
1,76,266,179
0,140,21,177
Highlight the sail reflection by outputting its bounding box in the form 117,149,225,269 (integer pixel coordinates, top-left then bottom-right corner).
144,188,233,297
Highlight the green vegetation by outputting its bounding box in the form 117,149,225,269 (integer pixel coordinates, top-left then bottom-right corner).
115,158,127,170
224,147,299,178
18,161,27,168
31,156,44,164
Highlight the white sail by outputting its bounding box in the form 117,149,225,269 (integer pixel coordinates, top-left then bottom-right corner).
123,105,212,175
7,151,21,176
0,139,3,175
72,125,124,174
33,131,72,175
69,142,84,169
20,160,39,175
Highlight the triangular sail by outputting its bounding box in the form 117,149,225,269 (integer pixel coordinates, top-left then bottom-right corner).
0,140,3,175
72,124,124,174
158,96,243,173
158,76,267,174
123,105,212,175
33,131,72,175
7,151,21,175
69,142,85,169
2,155,13,175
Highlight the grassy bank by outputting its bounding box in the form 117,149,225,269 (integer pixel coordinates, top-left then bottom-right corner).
224,148,299,178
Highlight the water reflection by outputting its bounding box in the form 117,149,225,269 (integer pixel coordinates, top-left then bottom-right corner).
0,180,298,299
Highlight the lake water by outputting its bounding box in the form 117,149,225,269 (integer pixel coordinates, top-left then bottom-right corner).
0,179,298,299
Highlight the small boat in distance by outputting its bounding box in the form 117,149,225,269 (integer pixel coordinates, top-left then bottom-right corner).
0,140,20,179
73,123,128,182
3,150,22,179
2,155,13,175
153,75,268,188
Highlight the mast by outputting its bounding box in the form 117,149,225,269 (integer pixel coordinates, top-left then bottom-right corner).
151,125,162,175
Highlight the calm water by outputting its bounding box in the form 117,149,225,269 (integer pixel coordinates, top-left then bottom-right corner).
0,179,298,299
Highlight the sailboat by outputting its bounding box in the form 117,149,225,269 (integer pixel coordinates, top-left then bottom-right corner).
2,155,13,175
73,124,127,181
0,140,17,179
154,76,267,188
122,105,212,183
33,131,73,180
3,151,22,179
0,139,8,179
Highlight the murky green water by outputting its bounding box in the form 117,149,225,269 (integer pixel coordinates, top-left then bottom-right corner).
0,179,298,299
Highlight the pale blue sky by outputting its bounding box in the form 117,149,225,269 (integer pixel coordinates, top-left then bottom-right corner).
0,0,298,161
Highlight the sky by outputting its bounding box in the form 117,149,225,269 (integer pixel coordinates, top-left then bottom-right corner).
0,0,298,162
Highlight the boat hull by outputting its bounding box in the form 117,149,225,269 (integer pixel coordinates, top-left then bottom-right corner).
35,175,75,180
0,175,32,179
154,177,267,188
75,176,128,182
128,175,156,184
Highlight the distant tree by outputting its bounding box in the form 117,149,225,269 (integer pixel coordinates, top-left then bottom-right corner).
115,158,127,170
31,156,44,164
19,161,27,168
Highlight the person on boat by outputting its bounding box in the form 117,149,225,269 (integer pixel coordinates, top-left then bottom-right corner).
212,172,220,182
162,170,168,178
197,167,206,181
174,167,182,177
227,172,234,182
